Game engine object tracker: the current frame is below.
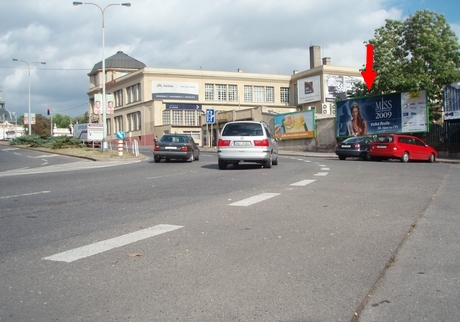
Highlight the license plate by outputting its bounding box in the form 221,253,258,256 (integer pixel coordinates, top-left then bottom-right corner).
377,145,386,149
234,141,251,146
341,145,351,148
165,146,177,149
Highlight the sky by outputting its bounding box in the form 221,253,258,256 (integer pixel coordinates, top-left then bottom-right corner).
1,0,459,119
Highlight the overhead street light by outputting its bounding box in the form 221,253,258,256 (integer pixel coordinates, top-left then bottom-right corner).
73,1,131,151
12,59,46,135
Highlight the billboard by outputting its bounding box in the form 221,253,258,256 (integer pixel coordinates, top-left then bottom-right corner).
274,110,316,140
325,75,362,102
297,75,321,104
152,81,199,100
444,83,460,120
336,90,428,137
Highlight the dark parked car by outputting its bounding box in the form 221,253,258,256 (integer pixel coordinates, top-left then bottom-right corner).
370,134,437,162
217,121,278,169
153,134,200,163
335,136,374,161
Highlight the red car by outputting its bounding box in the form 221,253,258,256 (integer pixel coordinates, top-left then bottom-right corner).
370,134,437,163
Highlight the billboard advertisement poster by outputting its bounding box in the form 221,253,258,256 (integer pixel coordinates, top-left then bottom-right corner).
24,113,36,125
336,90,427,137
94,94,102,115
297,75,321,104
106,94,115,115
325,75,362,102
152,81,199,100
274,110,316,140
444,83,460,120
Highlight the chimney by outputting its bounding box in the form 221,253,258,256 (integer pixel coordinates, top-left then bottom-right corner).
322,57,331,65
237,68,243,72
293,70,298,74
309,45,321,68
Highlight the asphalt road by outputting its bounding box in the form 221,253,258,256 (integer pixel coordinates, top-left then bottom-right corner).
0,148,459,321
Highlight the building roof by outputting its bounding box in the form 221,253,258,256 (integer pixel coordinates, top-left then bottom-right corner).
90,51,146,73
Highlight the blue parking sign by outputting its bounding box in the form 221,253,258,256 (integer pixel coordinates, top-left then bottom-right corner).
206,109,215,124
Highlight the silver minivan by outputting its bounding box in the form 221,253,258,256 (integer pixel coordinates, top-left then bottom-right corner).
217,121,279,170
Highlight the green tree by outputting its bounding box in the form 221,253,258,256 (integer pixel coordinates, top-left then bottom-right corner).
32,114,51,136
49,113,72,128
350,10,460,122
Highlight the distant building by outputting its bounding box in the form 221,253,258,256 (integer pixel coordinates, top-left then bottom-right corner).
86,47,362,146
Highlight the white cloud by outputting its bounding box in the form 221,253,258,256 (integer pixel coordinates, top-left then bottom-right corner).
0,0,456,117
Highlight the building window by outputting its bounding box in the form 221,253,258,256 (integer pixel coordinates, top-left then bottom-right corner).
127,83,141,104
280,87,289,103
183,131,200,142
254,86,264,102
228,85,238,102
205,84,214,101
127,111,141,131
244,85,252,102
162,110,171,125
185,110,196,126
114,115,123,132
114,89,123,107
265,86,274,103
216,84,227,101
172,110,182,125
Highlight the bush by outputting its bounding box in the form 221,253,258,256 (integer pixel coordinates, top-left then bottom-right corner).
9,135,84,149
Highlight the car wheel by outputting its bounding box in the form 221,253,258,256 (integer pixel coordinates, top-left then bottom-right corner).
154,157,161,163
428,153,435,163
188,154,194,162
263,154,272,169
232,161,240,167
363,151,371,161
218,159,227,170
401,152,409,163
338,156,346,160
272,155,278,165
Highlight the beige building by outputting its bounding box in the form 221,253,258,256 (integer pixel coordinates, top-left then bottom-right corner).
86,46,362,148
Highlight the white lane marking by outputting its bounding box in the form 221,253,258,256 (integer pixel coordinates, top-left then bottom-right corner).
43,224,183,263
314,172,328,176
29,154,59,158
229,193,280,206
1,148,20,151
0,160,141,177
0,191,50,199
146,172,186,179
321,167,330,171
290,179,316,186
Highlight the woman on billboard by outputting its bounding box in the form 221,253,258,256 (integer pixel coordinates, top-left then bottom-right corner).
346,102,367,136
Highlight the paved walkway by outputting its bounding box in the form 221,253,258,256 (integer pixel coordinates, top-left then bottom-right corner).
200,146,460,164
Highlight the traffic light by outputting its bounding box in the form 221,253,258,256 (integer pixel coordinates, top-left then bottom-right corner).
47,109,50,115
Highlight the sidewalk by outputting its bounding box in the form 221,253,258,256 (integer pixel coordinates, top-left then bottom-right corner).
200,146,460,164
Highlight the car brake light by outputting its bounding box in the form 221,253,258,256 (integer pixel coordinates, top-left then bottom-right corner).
180,146,189,151
253,139,269,146
154,145,160,151
355,143,360,148
218,139,231,146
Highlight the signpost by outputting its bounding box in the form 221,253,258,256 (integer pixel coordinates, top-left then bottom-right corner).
206,109,215,147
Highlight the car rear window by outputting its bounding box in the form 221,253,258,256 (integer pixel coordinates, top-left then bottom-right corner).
222,123,264,136
375,136,394,143
161,136,188,143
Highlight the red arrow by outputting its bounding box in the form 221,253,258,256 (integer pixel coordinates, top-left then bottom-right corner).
361,44,378,90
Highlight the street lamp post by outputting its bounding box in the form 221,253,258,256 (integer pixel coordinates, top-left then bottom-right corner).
73,1,131,151
12,59,46,135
